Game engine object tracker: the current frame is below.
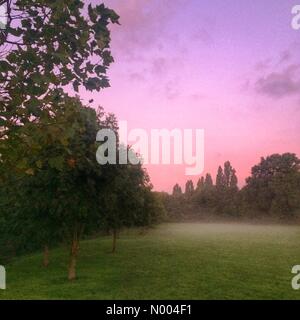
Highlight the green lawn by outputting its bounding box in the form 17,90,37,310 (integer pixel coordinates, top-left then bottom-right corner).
1,223,300,299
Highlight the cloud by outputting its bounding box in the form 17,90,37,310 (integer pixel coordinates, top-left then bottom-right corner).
189,93,206,101
255,64,300,99
103,0,188,58
103,0,212,62
254,58,271,72
249,45,300,100
101,0,212,101
192,27,213,46
151,57,167,76
129,72,146,82
165,81,180,100
278,50,292,65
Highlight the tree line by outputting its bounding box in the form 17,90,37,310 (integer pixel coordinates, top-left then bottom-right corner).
163,155,300,221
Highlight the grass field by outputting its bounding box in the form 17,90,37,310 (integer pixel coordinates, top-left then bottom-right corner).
1,223,300,300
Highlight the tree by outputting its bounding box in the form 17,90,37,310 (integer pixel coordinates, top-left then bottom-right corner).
224,161,238,190
0,0,119,137
101,158,151,253
192,173,215,209
243,153,300,217
230,169,238,191
204,173,213,187
214,161,239,215
172,183,182,196
135,190,166,235
0,0,120,279
216,166,226,191
185,180,194,196
1,95,121,279
3,170,62,267
196,177,204,190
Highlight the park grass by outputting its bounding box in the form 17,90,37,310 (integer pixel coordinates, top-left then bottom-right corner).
1,222,300,300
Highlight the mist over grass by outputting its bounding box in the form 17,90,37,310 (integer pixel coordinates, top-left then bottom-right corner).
1,222,299,300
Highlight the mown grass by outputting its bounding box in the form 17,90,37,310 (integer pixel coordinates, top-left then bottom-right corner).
1,223,300,299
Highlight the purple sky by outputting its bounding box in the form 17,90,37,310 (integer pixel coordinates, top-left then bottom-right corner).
82,0,300,192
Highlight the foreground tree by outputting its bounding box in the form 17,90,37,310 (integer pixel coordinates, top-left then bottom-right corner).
3,171,61,267
0,0,119,140
2,93,125,278
101,146,165,253
0,0,120,279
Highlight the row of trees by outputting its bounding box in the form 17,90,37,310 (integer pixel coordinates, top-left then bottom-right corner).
165,154,300,220
0,1,164,279
0,98,164,278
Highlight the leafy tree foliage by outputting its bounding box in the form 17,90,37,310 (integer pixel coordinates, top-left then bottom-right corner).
243,153,300,217
101,158,158,253
1,0,122,279
2,96,106,276
0,0,119,135
1,94,162,278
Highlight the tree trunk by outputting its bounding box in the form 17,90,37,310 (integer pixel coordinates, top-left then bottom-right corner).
43,245,49,267
112,229,117,253
68,239,79,281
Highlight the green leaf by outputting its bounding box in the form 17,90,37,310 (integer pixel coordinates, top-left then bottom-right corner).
48,157,65,171
0,61,11,73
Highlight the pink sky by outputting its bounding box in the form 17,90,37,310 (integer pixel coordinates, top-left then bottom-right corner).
82,0,300,192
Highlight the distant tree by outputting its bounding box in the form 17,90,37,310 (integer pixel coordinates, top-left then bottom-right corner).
243,153,300,217
224,161,238,190
204,173,214,187
216,166,226,191
230,169,238,191
164,155,299,221
196,177,205,190
172,183,183,196
215,161,239,215
192,173,215,209
185,180,194,196
166,185,186,220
